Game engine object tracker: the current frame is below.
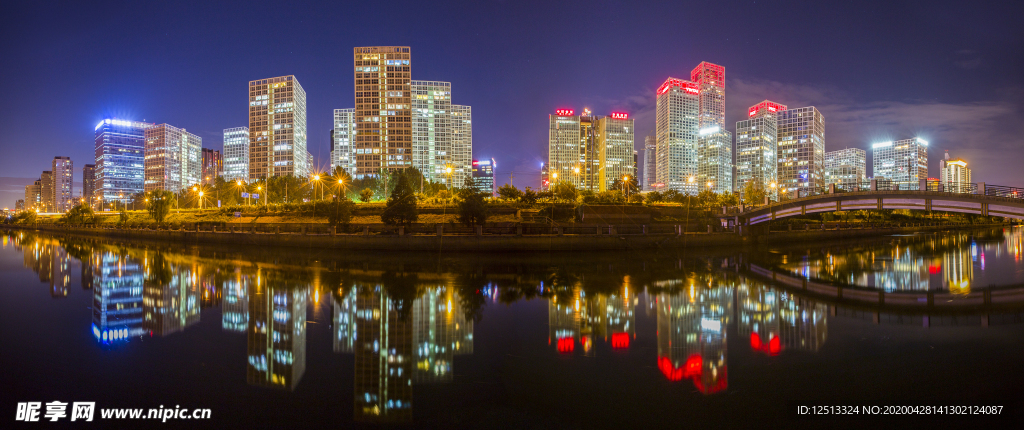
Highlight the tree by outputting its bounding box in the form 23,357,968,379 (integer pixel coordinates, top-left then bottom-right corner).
381,172,418,225
521,187,539,205
610,175,640,197
742,181,769,206
148,190,175,223
497,184,523,202
327,196,355,228
359,188,375,203
552,182,577,203
646,191,664,203
457,191,489,226
62,204,94,224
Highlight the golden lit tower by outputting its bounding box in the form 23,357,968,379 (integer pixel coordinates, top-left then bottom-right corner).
248,75,308,180
353,46,412,177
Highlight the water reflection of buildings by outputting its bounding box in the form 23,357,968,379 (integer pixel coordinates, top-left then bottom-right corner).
656,279,732,394
332,285,476,423
737,282,827,356
21,239,72,298
246,275,307,391
143,260,201,337
548,284,636,355
92,250,145,344
222,271,249,333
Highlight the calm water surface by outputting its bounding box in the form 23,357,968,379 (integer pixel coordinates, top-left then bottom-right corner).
2,227,1024,428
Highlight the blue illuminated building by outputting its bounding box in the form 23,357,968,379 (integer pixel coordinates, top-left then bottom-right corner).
94,119,153,205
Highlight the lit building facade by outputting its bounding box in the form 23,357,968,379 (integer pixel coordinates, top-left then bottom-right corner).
643,136,657,191
450,104,473,186
83,164,96,208
872,137,928,188
777,107,825,196
655,78,700,194
595,114,635,192
222,127,250,182
735,101,785,200
548,109,614,191
940,151,972,193
331,109,356,175
52,156,74,212
823,148,866,186
201,148,222,184
472,159,495,195
353,46,412,176
24,179,41,212
95,119,153,204
692,62,732,194
411,81,451,181
144,124,202,193
40,171,53,213
248,75,308,180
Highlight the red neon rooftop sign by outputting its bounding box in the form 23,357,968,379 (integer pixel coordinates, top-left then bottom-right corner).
555,109,574,116
610,112,628,120
656,78,699,96
748,100,788,117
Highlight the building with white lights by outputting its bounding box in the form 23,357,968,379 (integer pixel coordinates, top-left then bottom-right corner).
472,159,495,195
144,124,202,193
40,171,53,213
95,119,154,204
777,107,825,197
692,62,732,194
595,114,635,191
548,109,599,190
940,151,972,193
222,127,249,181
735,101,785,200
83,164,96,208
248,75,308,180
331,109,355,175
643,136,657,191
450,104,473,187
872,137,928,188
201,148,222,185
52,156,74,212
353,46,412,176
655,78,700,194
823,148,866,187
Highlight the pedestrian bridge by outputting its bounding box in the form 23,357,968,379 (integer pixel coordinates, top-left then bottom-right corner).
741,182,1024,225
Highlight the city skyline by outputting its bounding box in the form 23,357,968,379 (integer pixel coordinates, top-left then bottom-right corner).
1,1,1022,209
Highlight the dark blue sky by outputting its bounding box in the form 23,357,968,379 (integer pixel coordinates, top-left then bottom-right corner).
1,0,1022,207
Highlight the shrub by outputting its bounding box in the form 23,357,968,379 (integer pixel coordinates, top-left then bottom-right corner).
359,188,375,203
457,192,489,226
381,173,418,225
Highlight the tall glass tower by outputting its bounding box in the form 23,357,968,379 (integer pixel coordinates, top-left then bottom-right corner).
222,127,249,182
248,75,307,180
94,119,153,204
655,78,699,194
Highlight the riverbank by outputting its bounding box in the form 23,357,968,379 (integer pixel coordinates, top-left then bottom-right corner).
4,221,1012,252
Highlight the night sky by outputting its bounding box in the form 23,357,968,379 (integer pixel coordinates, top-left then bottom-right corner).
1,0,1022,208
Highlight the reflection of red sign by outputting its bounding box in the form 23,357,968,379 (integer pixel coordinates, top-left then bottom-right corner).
610,112,628,120
751,332,782,356
611,332,630,349
555,109,574,116
557,337,574,353
929,265,941,274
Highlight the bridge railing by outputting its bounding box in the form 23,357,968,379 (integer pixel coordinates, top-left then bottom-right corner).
984,184,1024,199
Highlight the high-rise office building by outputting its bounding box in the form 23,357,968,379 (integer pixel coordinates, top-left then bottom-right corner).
248,75,308,180
655,78,700,194
940,151,972,193
307,150,314,174
777,107,825,197
595,113,635,192
82,164,96,209
450,104,473,186
201,148,222,185
691,62,732,194
331,109,356,175
872,137,928,188
353,46,412,176
52,157,73,212
40,171,54,213
95,119,153,204
222,127,250,181
24,179,41,211
411,81,451,181
823,148,866,187
472,159,495,195
547,109,601,190
643,136,657,191
736,101,785,200
144,124,202,193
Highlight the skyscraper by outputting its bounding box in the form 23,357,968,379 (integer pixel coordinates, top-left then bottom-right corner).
144,124,202,193
655,78,700,194
450,104,473,186
353,46,412,176
201,148,222,185
331,109,356,175
222,127,250,181
736,101,784,200
24,179,41,212
595,113,635,191
823,148,867,187
940,151,972,193
52,156,73,212
83,164,96,209
692,62,732,194
248,75,308,180
40,171,53,212
472,159,495,195
95,119,153,204
777,107,825,197
411,81,451,181
872,137,928,188
643,136,657,191
548,109,599,190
